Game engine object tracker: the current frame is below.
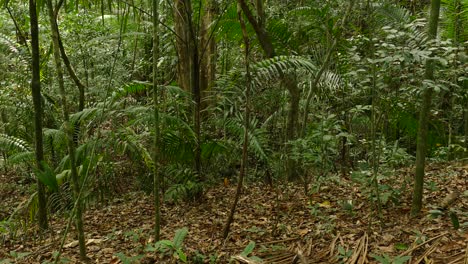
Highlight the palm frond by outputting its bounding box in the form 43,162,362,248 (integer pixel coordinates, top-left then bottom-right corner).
224,115,269,161
251,56,316,87
374,3,413,28
161,131,194,163
318,70,344,94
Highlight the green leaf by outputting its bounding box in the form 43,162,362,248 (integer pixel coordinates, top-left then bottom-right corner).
145,244,156,252
34,162,59,192
449,211,460,229
428,209,444,218
173,227,188,249
393,255,411,264
176,248,187,263
9,251,30,259
370,253,391,264
155,240,174,251
241,241,255,257
394,243,408,250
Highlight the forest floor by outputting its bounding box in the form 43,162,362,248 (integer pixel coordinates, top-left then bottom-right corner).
0,162,467,264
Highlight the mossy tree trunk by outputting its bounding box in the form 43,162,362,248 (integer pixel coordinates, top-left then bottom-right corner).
29,0,48,231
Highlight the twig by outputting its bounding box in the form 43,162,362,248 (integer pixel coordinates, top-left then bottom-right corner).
224,237,300,250
413,238,441,264
447,254,465,264
398,232,448,257
359,233,368,264
329,233,340,258
464,241,468,264
347,233,368,264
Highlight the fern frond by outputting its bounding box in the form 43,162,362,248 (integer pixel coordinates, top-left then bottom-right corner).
8,151,34,164
0,33,19,54
0,134,31,153
441,0,468,41
252,56,316,84
318,70,344,93
69,107,100,125
375,3,412,28
224,116,269,161
43,128,67,147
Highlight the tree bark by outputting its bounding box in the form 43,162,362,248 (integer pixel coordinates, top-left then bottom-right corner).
47,0,87,258
174,0,191,92
199,0,217,108
411,0,441,216
29,0,48,231
152,0,161,241
174,0,202,179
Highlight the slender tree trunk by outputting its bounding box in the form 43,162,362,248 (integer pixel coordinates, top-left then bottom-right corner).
411,0,441,216
192,48,202,178
29,0,48,231
223,7,251,239
464,95,468,159
152,0,161,241
47,0,87,258
57,36,86,111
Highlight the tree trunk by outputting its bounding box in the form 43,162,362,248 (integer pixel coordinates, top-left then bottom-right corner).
411,0,441,216
191,33,202,179
29,0,48,231
152,0,161,241
462,63,468,161
223,7,251,239
174,0,202,179
47,0,87,258
174,0,191,92
199,0,217,108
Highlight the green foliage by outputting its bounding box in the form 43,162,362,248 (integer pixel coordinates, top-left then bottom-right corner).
351,169,402,206
441,0,468,41
229,241,263,263
370,253,411,264
240,241,256,257
34,161,59,192
114,253,144,264
0,134,30,154
146,227,189,263
337,246,353,261
163,165,202,202
0,251,31,264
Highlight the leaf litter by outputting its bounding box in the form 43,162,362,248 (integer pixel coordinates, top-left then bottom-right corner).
0,162,466,263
